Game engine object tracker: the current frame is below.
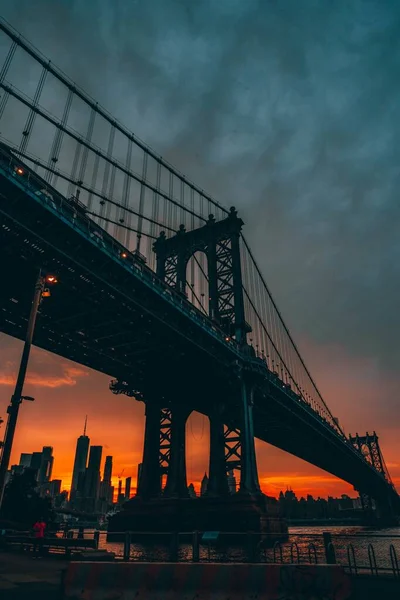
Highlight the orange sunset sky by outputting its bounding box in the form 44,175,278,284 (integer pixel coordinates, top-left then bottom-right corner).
1,332,398,499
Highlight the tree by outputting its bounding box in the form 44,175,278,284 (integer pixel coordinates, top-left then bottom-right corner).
1,469,55,529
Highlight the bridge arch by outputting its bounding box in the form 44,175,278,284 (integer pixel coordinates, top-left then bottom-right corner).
186,250,209,314
153,209,250,343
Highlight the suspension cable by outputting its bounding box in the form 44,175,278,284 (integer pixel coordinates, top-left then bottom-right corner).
4,144,177,234
84,211,157,239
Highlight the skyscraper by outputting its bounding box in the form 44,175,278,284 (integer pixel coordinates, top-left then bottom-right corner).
200,473,209,497
19,453,32,468
30,452,43,479
103,456,112,485
125,477,131,500
70,418,90,503
117,478,122,500
83,445,102,502
38,447,53,484
137,463,143,493
99,456,113,507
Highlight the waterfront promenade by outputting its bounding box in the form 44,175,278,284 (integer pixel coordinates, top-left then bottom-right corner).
0,551,66,599
1,547,400,599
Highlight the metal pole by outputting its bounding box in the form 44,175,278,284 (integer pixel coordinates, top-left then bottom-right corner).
323,531,337,564
0,269,44,509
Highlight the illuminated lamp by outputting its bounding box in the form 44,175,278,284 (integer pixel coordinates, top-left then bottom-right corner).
45,275,58,284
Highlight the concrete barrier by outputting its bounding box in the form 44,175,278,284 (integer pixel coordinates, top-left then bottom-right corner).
63,561,352,599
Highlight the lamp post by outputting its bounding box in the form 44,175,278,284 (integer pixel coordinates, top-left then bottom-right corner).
0,269,57,510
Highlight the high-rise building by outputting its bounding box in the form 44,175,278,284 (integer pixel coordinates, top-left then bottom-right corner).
103,456,112,484
200,473,209,497
30,452,43,479
137,463,142,494
19,453,32,468
49,479,62,497
39,479,62,498
83,445,102,502
38,447,53,484
99,456,113,508
125,477,131,500
70,418,90,502
10,465,24,476
187,483,196,498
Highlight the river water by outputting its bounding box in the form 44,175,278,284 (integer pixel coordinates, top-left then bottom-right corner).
95,526,400,573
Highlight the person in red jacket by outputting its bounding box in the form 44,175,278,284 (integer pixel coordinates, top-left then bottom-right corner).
32,518,46,557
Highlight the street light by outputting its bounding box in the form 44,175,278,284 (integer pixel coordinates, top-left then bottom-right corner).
0,269,57,509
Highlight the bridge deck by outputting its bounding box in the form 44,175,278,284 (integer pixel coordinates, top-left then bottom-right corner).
0,161,397,508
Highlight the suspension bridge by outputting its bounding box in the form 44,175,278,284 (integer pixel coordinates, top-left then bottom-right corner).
0,18,398,529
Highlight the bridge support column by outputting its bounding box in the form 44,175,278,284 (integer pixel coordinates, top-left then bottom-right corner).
164,405,190,498
208,406,230,497
136,401,162,499
239,378,261,495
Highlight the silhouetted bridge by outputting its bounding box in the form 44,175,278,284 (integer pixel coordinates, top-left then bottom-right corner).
0,19,398,519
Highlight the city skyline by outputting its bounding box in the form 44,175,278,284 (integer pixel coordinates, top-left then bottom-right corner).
10,423,372,504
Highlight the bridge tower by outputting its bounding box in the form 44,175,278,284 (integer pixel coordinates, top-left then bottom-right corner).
349,432,397,520
153,207,250,344
132,208,261,502
349,432,390,480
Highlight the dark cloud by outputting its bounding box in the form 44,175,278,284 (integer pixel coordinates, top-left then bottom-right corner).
1,2,399,417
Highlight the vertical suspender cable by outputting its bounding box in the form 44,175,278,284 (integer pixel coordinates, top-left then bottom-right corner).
121,138,133,249
136,152,148,255
19,63,48,157
45,88,73,185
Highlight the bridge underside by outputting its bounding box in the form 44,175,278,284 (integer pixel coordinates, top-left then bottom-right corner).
0,170,398,511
